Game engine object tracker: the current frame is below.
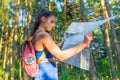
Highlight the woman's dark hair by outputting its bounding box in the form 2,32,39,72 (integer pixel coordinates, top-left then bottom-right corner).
30,9,55,36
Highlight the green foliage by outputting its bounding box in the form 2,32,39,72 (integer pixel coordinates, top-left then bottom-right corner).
0,60,3,80
0,0,120,79
0,7,10,25
58,63,89,80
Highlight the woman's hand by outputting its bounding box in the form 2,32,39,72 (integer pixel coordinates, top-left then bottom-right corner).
83,32,93,47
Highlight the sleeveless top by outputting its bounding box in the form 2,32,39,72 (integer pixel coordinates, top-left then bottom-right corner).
32,50,58,80
32,30,58,80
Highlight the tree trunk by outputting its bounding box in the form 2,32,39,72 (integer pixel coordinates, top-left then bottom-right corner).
80,0,86,21
105,0,120,69
48,0,52,10
101,0,116,79
89,49,98,80
101,24,116,79
79,0,87,79
64,0,67,28
40,0,44,9
10,0,20,80
4,26,10,80
9,27,14,80
0,25,4,57
79,0,98,79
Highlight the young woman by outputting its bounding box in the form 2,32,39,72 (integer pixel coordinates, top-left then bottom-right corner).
30,9,93,80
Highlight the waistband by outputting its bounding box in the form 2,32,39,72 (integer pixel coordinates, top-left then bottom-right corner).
37,58,55,64
36,50,55,64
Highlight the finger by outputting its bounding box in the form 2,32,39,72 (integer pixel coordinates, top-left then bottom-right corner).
89,32,93,36
89,36,93,41
87,32,93,35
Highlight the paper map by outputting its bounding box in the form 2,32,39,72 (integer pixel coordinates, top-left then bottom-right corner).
61,16,117,70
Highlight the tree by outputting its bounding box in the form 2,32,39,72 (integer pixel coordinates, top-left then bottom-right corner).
105,0,120,69
101,0,116,79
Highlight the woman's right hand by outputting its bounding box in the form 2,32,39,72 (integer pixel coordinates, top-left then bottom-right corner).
83,32,93,47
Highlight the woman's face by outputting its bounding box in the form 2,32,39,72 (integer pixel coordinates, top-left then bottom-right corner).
44,15,56,32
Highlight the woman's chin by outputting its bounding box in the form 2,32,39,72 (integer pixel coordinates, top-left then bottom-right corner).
46,30,51,33
48,29,52,32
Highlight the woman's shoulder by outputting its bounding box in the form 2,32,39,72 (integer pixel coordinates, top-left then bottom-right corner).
33,32,52,50
36,32,51,40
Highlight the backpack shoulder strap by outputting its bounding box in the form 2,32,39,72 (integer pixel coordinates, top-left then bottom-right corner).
29,29,42,41
30,29,42,44
20,41,27,57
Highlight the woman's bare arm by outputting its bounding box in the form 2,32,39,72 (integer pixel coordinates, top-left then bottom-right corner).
36,32,92,61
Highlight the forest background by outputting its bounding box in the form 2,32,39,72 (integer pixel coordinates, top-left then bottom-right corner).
0,0,120,80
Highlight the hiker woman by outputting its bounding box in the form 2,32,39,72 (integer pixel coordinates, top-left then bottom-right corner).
30,9,93,80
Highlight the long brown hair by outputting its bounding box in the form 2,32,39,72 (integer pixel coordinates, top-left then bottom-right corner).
30,9,55,36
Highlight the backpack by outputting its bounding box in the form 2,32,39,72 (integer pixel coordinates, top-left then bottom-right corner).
20,40,39,77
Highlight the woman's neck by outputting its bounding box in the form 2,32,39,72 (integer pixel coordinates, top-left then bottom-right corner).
39,26,46,32
38,26,50,33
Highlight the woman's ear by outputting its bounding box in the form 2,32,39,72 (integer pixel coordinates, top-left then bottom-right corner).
41,16,46,23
